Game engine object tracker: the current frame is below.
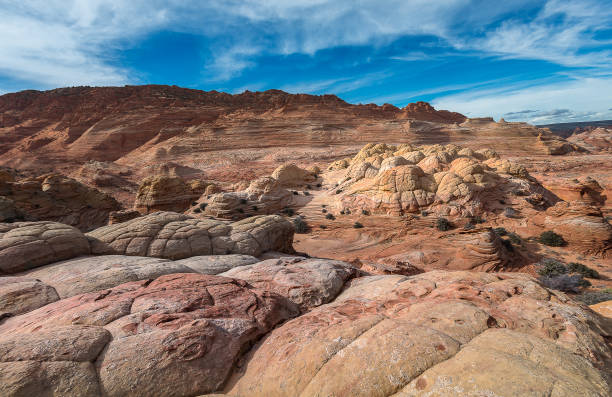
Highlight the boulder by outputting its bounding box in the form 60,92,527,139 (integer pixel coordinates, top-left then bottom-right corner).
87,212,294,259
0,277,59,318
22,255,195,298
0,222,90,274
0,273,299,397
225,271,612,396
174,254,259,275
221,258,359,311
134,175,205,214
271,164,315,187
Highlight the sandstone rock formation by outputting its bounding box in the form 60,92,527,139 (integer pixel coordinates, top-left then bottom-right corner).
0,222,90,274
545,201,612,257
221,257,359,311
200,176,292,220
134,175,206,214
271,163,316,187
0,277,59,318
0,172,120,231
87,211,295,259
225,271,612,396
336,143,553,217
568,127,612,153
0,273,300,397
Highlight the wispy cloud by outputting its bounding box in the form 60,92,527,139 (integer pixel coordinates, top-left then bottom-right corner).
432,75,612,123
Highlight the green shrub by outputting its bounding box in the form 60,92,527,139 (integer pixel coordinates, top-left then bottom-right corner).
199,203,208,210
293,216,310,234
463,223,475,230
361,209,370,216
537,259,567,277
493,227,508,236
322,208,327,213
319,224,327,229
281,207,294,216
303,191,310,196
539,231,566,247
191,202,198,207
470,215,485,224
316,183,322,188
335,189,342,195
292,191,299,195
508,232,522,245
353,222,364,229
340,210,345,215
436,217,452,231
239,198,247,204
501,238,514,252
325,213,335,220
421,210,429,217
567,262,600,279
252,205,258,211
193,208,201,213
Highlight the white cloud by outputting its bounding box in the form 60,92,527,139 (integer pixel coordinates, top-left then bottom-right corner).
432,75,612,123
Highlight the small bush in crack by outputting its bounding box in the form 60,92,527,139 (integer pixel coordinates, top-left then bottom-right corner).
199,203,208,210
193,208,201,213
316,183,322,188
539,231,566,247
335,189,342,195
293,216,310,234
567,262,600,279
361,209,370,216
292,191,299,195
421,210,429,217
436,217,452,231
191,202,198,207
463,223,475,230
251,205,258,212
303,191,310,196
321,208,327,213
319,224,327,229
353,222,364,229
500,238,514,252
325,213,335,220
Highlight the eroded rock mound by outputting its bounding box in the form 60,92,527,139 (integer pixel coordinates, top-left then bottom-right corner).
0,277,59,318
271,163,316,187
134,175,207,214
0,273,299,397
221,257,360,312
87,211,294,259
226,271,612,396
200,176,291,220
545,201,612,257
0,173,121,231
336,143,553,217
0,222,90,274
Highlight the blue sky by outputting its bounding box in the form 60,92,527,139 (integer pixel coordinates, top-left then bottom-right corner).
1,1,611,124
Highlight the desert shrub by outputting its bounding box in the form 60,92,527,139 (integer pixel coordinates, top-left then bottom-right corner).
306,185,312,189
191,202,198,207
281,207,294,216
353,222,364,229
239,198,247,204
539,231,566,246
199,203,208,210
293,216,310,234
493,227,508,236
335,189,342,195
575,290,612,305
340,210,345,215
193,208,201,213
421,210,429,217
463,223,475,230
252,205,258,211
470,215,485,224
504,207,516,218
539,274,587,293
292,191,299,195
319,224,327,229
303,191,310,196
500,238,514,252
316,183,322,188
508,232,522,245
237,208,244,214
436,217,452,231
322,208,327,213
567,262,600,279
321,204,327,208
325,213,335,220
537,259,567,277
361,209,370,216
